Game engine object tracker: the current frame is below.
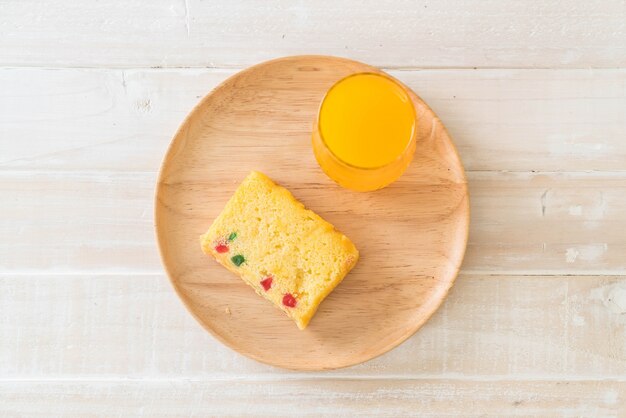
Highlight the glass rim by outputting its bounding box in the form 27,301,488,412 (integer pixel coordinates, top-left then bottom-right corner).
316,71,417,171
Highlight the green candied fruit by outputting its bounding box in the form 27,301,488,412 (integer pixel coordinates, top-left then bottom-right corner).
231,254,245,266
228,232,237,242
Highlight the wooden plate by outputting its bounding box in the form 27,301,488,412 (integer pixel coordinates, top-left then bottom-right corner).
155,56,469,370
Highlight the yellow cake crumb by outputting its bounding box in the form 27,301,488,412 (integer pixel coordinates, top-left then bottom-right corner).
201,171,359,329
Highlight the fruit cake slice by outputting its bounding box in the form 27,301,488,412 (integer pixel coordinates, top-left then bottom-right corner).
201,171,359,329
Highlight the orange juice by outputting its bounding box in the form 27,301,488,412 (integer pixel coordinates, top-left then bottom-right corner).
312,73,416,191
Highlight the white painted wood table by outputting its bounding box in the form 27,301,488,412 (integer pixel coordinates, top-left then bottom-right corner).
1,1,625,416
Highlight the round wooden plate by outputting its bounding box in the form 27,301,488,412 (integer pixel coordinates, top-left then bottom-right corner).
155,56,469,370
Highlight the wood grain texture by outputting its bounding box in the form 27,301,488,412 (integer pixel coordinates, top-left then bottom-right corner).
2,67,626,172
1,379,624,417
0,171,160,274
2,274,624,379
3,2,626,410
155,56,468,369
2,171,625,275
465,171,626,274
2,0,626,68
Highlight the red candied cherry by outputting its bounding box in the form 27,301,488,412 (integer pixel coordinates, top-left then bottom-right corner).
215,243,229,253
260,276,273,291
282,293,297,308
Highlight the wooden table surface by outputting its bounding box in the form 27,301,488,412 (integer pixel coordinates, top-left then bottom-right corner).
1,1,625,416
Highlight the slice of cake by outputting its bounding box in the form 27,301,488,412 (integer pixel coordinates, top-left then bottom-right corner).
201,171,359,329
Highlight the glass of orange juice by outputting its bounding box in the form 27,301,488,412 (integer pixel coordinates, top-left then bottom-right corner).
312,72,417,192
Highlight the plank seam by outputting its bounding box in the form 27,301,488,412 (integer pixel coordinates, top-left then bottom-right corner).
0,376,625,383
1,272,625,278
2,65,626,71
2,169,626,176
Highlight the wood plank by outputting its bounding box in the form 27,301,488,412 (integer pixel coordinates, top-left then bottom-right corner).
2,171,625,274
465,171,626,274
2,1,626,68
2,68,625,172
0,172,160,273
1,274,624,378
0,379,625,417
0,68,231,173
